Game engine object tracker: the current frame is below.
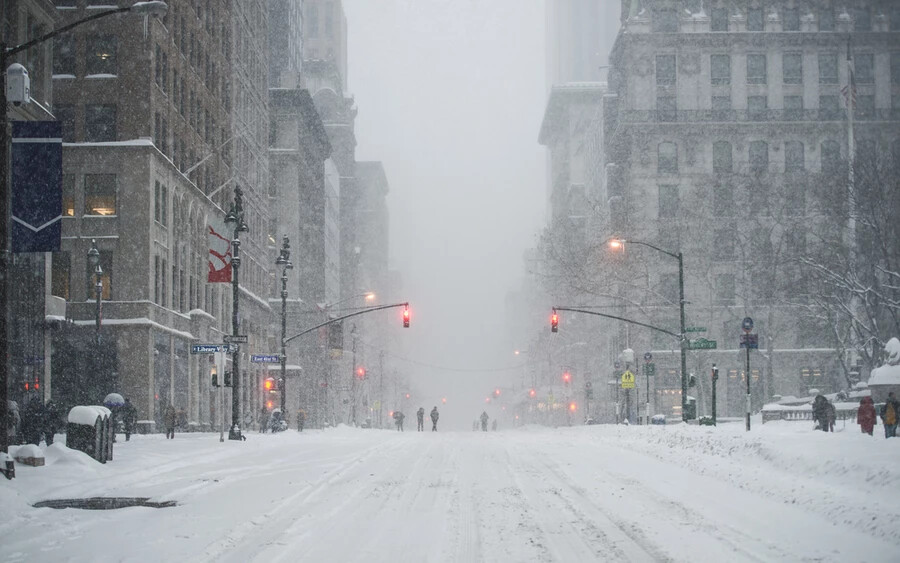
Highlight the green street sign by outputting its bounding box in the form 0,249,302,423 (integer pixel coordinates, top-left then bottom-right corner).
688,338,718,350
684,326,707,333
642,363,656,376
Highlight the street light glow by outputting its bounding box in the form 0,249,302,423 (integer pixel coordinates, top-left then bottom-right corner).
365,292,375,301
609,238,624,250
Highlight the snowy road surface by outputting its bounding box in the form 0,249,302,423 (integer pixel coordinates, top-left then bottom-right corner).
2,422,899,562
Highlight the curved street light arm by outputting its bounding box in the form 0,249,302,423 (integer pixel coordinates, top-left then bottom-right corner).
285,302,409,345
552,306,681,340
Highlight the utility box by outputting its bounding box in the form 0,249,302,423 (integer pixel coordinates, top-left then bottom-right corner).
6,63,30,104
684,397,697,420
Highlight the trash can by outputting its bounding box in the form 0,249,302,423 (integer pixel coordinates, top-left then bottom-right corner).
684,397,697,420
66,406,113,463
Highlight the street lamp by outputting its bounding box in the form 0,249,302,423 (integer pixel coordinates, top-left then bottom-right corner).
0,0,169,468
224,187,248,440
609,237,688,422
275,235,292,417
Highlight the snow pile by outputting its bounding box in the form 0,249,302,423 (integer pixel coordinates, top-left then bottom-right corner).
869,337,900,385
67,405,111,426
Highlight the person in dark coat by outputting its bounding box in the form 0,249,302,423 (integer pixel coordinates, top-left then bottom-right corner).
164,404,177,439
122,398,137,441
812,395,830,432
825,400,836,432
297,409,306,432
880,391,899,438
259,406,270,433
857,396,876,435
480,411,489,432
416,407,425,431
430,407,439,432
393,411,405,431
21,397,45,445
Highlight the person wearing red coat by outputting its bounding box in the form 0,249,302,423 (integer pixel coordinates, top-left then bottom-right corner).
857,396,877,435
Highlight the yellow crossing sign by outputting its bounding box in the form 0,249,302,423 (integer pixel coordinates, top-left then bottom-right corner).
620,370,635,389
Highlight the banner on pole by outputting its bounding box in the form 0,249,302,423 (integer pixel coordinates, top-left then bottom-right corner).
208,219,232,282
11,121,62,253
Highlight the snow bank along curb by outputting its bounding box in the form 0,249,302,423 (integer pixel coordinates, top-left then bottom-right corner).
68,406,111,426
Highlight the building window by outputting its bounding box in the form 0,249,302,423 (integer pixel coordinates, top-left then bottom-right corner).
714,182,733,216
819,95,840,119
891,53,900,85
658,142,678,174
51,251,71,300
892,8,900,32
855,54,874,84
748,95,767,120
715,274,735,305
86,250,112,300
84,174,116,215
749,141,768,174
819,54,838,84
657,96,677,122
783,53,802,84
784,96,803,119
161,258,167,307
656,55,676,85
785,141,805,173
853,7,871,32
658,185,679,218
53,104,75,142
711,54,730,85
712,229,734,260
820,7,835,31
652,9,678,32
747,54,767,84
856,95,875,119
711,7,729,31
154,255,160,304
85,35,116,75
783,8,800,31
62,174,75,217
53,35,76,75
711,95,732,116
713,141,732,173
85,104,116,142
747,8,764,31
154,181,169,226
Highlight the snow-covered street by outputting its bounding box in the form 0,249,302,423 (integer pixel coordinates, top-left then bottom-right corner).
2,422,899,562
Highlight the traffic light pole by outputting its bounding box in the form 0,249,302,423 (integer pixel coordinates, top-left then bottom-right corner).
284,302,410,345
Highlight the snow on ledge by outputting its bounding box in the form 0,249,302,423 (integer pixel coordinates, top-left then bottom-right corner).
68,405,111,426
85,74,118,80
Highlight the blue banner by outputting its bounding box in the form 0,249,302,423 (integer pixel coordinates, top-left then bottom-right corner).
11,121,62,253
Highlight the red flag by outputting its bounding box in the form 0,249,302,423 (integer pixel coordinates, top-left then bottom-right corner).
208,220,232,282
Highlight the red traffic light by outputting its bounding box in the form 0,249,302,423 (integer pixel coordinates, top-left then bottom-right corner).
264,377,276,392
551,310,559,333
405,393,410,399
356,367,366,379
569,402,577,412
494,388,501,397
529,388,536,398
403,306,410,328
563,372,571,384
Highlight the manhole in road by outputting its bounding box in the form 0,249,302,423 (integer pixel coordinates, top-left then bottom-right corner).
33,497,177,510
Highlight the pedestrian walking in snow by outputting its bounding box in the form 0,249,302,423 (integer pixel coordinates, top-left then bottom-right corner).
492,419,498,432
879,392,899,438
812,395,830,432
393,411,405,431
259,406,270,433
297,409,306,432
122,398,137,441
826,400,836,432
164,404,177,439
43,400,62,445
480,411,489,432
430,406,439,431
857,396,876,435
417,407,425,431
21,397,44,445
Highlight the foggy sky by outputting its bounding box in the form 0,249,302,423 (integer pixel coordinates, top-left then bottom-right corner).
343,0,546,426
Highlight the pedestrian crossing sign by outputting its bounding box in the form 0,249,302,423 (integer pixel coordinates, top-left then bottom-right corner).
621,371,635,389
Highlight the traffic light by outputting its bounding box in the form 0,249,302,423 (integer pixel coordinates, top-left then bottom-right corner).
529,388,536,398
356,367,366,379
563,372,571,384
264,377,277,393
494,388,501,397
711,364,719,382
223,371,232,387
551,310,558,333
402,306,410,328
569,402,577,412
211,373,218,387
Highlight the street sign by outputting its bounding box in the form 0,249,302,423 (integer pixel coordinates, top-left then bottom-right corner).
739,334,759,349
251,354,281,363
614,360,621,370
642,363,656,376
191,344,230,355
620,370,635,389
687,338,718,350
742,317,754,333
223,334,248,344
684,326,707,333
643,352,653,362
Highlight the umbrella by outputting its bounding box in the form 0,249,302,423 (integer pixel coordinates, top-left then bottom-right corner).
103,393,125,408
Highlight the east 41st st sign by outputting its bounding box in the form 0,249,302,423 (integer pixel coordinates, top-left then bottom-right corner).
687,338,717,350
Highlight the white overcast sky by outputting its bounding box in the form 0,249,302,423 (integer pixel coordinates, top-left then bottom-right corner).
343,0,547,422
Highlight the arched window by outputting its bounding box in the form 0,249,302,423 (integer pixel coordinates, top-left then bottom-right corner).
785,141,805,172
658,142,678,174
713,141,733,173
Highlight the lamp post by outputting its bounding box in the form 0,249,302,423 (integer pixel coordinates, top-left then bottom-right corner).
87,239,103,346
275,235,292,416
0,0,168,466
224,187,248,440
609,238,688,422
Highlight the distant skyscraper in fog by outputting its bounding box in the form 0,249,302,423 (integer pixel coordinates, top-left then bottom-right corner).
545,0,620,89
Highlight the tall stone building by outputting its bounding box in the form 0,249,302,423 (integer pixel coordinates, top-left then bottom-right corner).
49,0,278,432
595,0,900,417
